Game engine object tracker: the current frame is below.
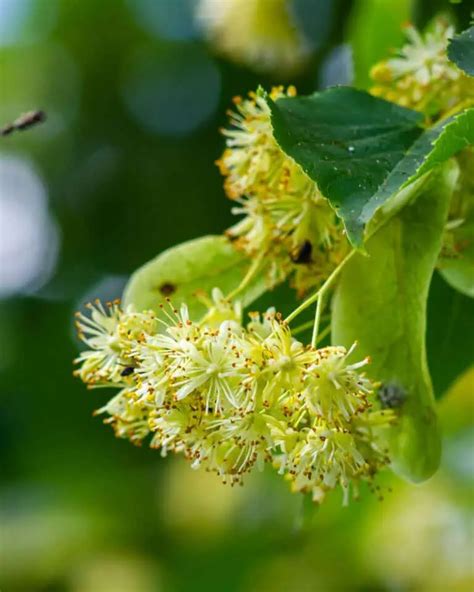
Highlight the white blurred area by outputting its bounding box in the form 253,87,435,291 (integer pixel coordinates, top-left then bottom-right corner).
0,155,60,298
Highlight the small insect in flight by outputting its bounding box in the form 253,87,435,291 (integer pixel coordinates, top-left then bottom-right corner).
1,110,46,137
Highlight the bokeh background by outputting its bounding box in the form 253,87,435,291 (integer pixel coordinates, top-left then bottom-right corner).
0,0,473,590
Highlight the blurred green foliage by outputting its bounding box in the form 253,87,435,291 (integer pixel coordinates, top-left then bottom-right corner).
0,1,472,591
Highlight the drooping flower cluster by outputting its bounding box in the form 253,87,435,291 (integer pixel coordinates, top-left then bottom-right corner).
75,292,394,504
217,86,348,295
370,17,474,118
196,0,310,74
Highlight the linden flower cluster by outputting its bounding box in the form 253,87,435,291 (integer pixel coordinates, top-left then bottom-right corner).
370,17,474,117
75,292,393,504
217,86,348,295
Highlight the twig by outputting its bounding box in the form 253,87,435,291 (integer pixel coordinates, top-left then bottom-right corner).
284,250,355,325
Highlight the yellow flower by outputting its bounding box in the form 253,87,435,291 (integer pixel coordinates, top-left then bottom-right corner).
370,17,474,117
74,301,156,385
218,87,348,294
303,344,372,425
75,297,392,503
96,388,151,445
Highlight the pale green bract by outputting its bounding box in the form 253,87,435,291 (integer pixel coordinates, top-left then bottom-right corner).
123,235,267,321
332,162,459,482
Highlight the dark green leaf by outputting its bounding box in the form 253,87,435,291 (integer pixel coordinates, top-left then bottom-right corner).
365,108,474,233
267,87,423,245
447,25,474,76
267,87,474,245
332,162,458,483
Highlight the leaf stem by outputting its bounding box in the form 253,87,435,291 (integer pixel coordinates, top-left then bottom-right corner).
311,286,326,348
284,250,355,325
227,250,266,301
315,323,331,344
291,315,329,336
